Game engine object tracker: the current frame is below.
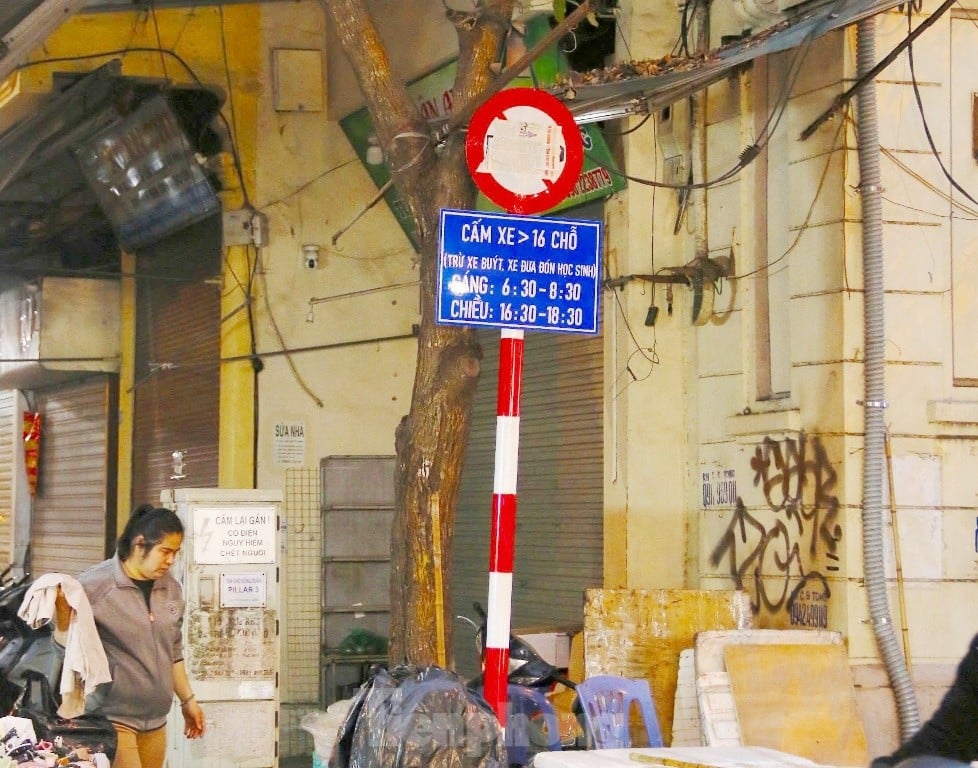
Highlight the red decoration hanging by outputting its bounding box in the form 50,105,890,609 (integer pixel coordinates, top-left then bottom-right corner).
23,411,41,497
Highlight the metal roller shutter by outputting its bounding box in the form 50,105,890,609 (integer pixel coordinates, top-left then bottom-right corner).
451,327,604,675
131,220,221,510
31,376,116,575
0,391,15,568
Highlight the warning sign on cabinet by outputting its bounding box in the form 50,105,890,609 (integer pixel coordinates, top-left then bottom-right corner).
221,572,267,608
193,505,277,564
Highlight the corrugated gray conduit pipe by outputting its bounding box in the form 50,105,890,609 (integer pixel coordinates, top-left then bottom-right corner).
855,16,921,742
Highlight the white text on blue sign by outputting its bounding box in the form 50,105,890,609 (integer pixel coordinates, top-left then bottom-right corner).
436,209,602,335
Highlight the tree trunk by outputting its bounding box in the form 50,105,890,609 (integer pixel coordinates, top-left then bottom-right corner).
322,0,515,666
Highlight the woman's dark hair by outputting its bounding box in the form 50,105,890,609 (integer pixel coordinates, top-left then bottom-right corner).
117,504,184,561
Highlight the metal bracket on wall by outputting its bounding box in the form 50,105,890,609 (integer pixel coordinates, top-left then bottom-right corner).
605,253,733,325
223,209,269,249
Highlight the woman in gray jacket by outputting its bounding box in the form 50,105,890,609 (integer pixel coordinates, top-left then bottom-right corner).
67,504,205,768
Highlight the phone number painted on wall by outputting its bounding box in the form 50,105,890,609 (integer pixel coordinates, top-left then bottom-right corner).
436,208,602,335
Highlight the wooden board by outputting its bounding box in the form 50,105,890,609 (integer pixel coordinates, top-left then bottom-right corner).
694,629,843,747
584,588,752,745
723,643,869,767
695,629,842,676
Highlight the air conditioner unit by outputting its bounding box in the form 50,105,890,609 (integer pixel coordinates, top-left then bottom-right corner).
0,277,120,389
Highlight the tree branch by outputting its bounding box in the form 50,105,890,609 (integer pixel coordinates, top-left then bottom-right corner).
441,0,594,143
319,0,432,220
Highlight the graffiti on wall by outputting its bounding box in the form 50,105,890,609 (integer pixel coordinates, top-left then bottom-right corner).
708,432,841,626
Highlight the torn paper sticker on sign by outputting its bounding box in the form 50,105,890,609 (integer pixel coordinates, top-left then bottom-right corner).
479,120,562,180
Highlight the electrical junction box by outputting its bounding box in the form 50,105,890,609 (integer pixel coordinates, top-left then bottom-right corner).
222,209,269,248
161,488,283,768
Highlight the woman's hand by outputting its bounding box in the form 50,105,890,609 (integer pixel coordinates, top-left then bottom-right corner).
181,698,205,739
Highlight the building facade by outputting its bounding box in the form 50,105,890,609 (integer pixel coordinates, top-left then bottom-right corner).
0,0,974,757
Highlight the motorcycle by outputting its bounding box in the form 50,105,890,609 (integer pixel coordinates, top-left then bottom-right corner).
457,602,586,753
0,567,38,711
458,602,577,692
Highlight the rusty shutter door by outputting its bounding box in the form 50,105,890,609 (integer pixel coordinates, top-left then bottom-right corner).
131,270,220,509
31,376,116,574
0,391,14,567
451,326,604,676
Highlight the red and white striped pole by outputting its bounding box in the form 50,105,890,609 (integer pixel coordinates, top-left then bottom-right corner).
483,327,525,725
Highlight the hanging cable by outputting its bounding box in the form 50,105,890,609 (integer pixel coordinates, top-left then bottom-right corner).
256,158,359,211
879,141,978,218
607,287,659,403
217,6,253,209
601,111,653,135
149,1,170,83
592,142,760,190
257,250,325,408
800,0,956,140
906,4,978,207
583,5,826,193
677,0,697,56
729,105,846,281
170,2,201,52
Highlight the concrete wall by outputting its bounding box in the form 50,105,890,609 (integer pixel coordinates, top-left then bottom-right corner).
252,3,418,754
20,3,417,755
604,0,696,591
250,6,421,749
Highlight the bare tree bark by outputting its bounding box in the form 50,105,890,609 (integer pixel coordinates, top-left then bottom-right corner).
322,0,515,666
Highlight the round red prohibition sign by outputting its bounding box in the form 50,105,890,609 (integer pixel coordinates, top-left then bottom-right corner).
465,87,584,215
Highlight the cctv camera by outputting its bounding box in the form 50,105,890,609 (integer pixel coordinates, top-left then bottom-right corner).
301,244,320,270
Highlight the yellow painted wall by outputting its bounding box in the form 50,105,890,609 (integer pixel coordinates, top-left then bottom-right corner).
28,6,262,498
252,1,419,488
251,8,419,749
682,2,978,662
604,0,692,591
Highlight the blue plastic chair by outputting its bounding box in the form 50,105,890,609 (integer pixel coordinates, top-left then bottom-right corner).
504,684,561,766
576,675,663,749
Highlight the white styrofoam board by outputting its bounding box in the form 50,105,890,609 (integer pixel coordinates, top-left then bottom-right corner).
671,647,703,746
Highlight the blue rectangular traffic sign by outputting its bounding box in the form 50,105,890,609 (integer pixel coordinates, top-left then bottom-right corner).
436,209,602,334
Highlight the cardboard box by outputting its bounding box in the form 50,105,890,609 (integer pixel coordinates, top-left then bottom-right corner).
514,630,573,668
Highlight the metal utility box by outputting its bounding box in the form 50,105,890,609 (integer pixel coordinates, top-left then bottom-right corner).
320,456,394,705
0,277,120,388
161,488,283,768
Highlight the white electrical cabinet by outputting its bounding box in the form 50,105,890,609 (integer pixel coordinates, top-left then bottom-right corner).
161,488,283,768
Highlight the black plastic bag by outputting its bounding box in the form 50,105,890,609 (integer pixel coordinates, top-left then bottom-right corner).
13,670,117,760
329,665,507,768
